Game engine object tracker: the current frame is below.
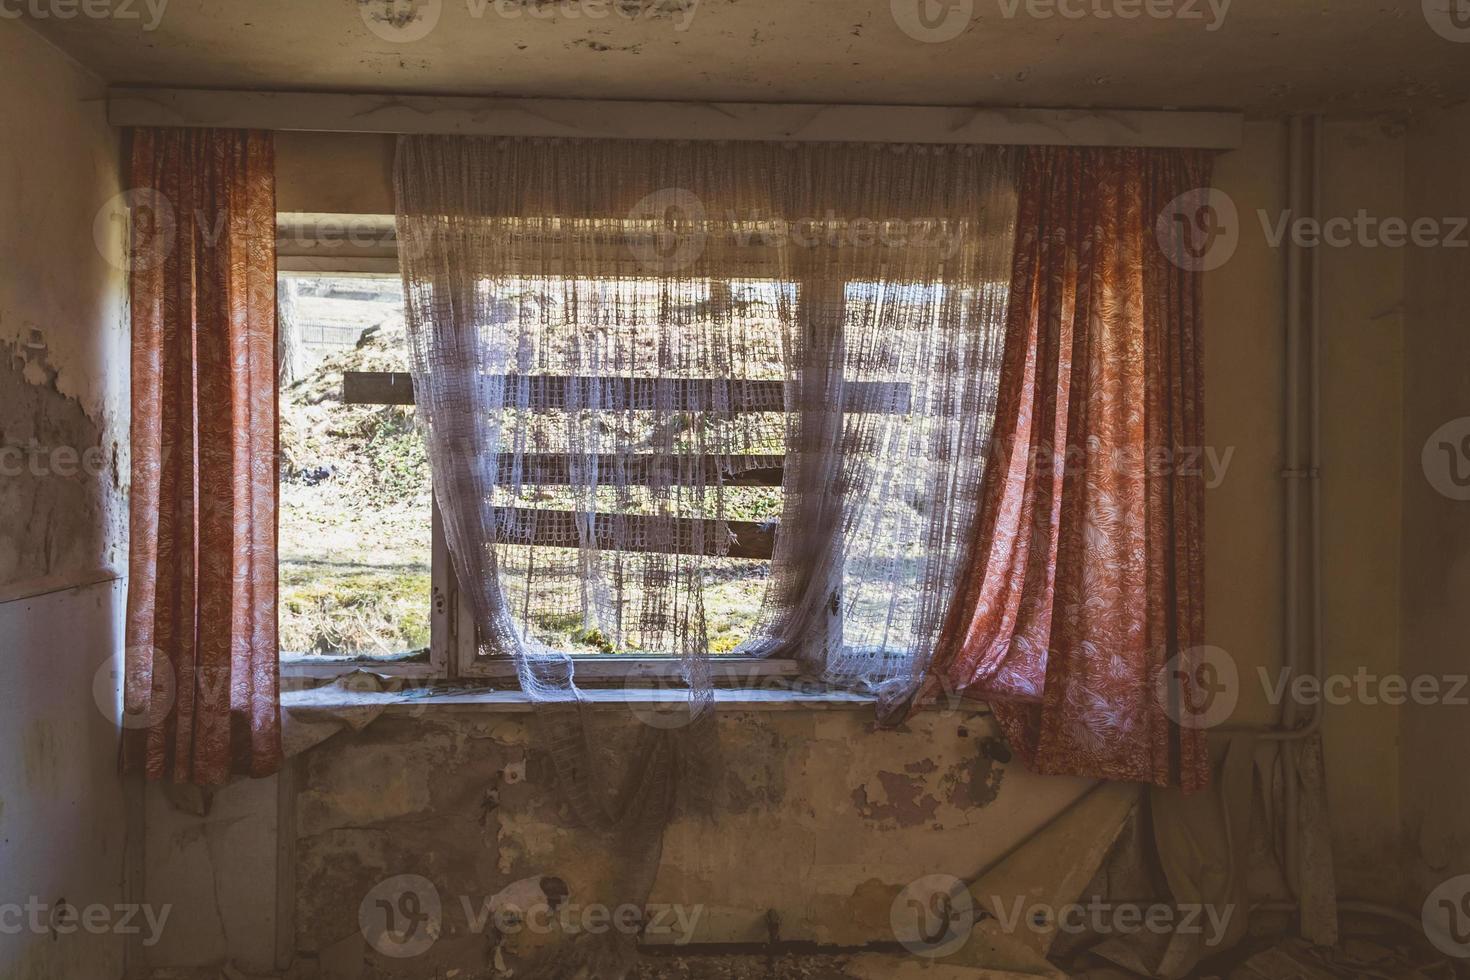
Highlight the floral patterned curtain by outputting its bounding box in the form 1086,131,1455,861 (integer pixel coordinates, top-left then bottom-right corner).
122,128,282,785
916,146,1211,793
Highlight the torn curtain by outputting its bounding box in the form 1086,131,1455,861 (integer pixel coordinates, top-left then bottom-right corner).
918,146,1212,793
122,128,282,785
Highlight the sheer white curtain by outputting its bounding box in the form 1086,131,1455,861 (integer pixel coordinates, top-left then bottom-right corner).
393,136,1017,708
741,143,1018,699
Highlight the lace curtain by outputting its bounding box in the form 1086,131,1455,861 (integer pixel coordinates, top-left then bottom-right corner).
394,135,1017,706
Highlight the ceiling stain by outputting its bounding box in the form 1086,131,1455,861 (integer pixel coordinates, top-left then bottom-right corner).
14,1,1470,115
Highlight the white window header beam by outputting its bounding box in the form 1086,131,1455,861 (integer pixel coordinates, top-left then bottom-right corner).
109,87,1241,150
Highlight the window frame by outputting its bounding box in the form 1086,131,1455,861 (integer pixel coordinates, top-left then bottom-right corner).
278,502,453,680
275,254,451,680
275,215,799,685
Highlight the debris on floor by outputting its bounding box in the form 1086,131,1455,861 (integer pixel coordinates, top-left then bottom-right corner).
1227,936,1461,979
633,953,853,979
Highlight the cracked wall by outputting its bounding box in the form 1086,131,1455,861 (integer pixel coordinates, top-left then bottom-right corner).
0,17,130,980
281,708,1087,979
1,338,124,592
138,707,1096,979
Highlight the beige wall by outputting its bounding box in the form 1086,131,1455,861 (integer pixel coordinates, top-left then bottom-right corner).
1203,121,1289,732
0,19,131,980
1204,119,1411,899
1317,120,1406,898
1205,113,1470,904
1208,116,1461,902
1401,101,1470,909
276,132,394,216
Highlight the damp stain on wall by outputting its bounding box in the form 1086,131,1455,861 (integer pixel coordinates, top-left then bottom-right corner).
851,770,942,828
943,745,1006,810
0,337,123,591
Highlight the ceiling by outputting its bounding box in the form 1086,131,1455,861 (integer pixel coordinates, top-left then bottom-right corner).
21,0,1470,116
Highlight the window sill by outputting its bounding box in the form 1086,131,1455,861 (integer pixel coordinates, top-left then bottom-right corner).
281,656,800,682
281,684,876,716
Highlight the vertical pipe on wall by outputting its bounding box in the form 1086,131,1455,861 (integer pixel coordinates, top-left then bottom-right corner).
1260,115,1327,748
1270,114,1332,917
1308,117,1325,730
1281,114,1305,897
1283,114,1305,733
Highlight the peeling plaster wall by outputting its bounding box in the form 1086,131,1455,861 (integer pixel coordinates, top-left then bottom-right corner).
154,707,1089,979
0,17,130,980
1400,101,1470,910
134,708,1092,976
0,20,129,597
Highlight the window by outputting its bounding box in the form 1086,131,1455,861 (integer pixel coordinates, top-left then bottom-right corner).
276,269,446,676
276,205,993,690
276,219,794,682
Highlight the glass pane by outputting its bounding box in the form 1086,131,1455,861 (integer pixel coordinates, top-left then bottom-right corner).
466,276,789,658
277,272,432,663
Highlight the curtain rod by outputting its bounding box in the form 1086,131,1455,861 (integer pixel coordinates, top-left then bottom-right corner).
107,88,1242,150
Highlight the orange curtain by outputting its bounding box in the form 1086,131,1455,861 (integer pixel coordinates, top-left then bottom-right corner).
122,128,282,785
919,146,1210,793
